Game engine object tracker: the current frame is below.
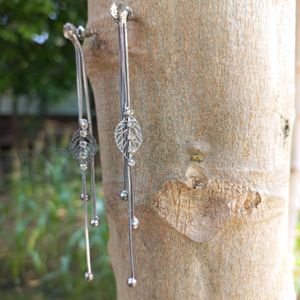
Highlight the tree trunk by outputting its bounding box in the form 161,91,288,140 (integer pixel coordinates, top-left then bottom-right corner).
86,1,296,299
290,0,300,253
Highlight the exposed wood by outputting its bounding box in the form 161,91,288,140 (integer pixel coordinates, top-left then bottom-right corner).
86,1,296,299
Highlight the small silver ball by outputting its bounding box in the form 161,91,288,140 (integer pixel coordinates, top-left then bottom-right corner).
79,140,88,148
128,159,135,167
80,193,90,201
127,277,137,287
124,108,134,116
132,216,139,229
79,151,88,160
80,130,88,138
63,23,77,40
91,216,100,227
110,3,132,20
80,163,88,171
120,190,128,201
85,272,94,281
77,25,86,40
80,118,89,130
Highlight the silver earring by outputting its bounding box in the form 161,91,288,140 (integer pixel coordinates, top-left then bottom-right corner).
63,23,99,281
111,2,142,288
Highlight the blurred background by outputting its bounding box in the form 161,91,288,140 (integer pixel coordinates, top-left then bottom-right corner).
0,1,299,300
0,1,115,299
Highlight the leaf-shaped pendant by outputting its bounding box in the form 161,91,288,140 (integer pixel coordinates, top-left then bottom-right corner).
70,125,97,169
114,113,142,162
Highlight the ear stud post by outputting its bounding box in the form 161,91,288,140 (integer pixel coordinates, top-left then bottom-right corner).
64,23,99,281
111,2,142,288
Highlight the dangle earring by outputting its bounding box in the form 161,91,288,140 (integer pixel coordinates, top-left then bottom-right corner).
63,23,99,281
111,2,142,288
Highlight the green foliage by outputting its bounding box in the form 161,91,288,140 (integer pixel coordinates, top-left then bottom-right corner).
0,0,86,109
295,218,300,294
0,127,116,300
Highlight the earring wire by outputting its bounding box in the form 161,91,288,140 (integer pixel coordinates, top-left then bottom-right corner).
63,22,99,281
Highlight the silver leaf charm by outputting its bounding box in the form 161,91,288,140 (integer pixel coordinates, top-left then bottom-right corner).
70,129,97,164
114,114,142,160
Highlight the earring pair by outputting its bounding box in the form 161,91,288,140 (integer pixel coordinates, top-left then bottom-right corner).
64,2,142,288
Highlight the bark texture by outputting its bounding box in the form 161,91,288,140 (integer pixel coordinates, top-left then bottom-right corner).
86,1,295,299
290,0,300,252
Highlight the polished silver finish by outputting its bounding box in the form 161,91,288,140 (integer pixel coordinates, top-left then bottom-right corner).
80,193,90,201
77,25,86,40
114,114,142,160
110,2,132,21
63,22,77,40
112,2,141,286
70,125,97,164
64,23,95,42
91,215,100,227
127,277,137,288
85,272,94,281
80,118,89,129
132,216,139,229
120,190,128,201
64,22,99,281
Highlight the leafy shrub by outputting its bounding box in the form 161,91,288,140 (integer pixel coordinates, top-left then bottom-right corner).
0,125,116,300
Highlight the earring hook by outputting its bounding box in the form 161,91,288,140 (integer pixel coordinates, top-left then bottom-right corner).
63,22,96,42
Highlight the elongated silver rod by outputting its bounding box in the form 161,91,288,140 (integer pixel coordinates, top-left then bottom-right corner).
118,22,126,118
74,37,98,222
122,17,131,109
74,38,93,132
127,164,135,279
118,19,129,193
81,170,93,280
90,160,97,219
118,12,131,109
75,46,83,121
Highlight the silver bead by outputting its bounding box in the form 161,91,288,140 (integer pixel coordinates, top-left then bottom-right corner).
128,146,136,154
79,118,89,129
77,25,86,40
128,159,135,167
85,272,94,281
132,216,139,229
110,2,132,21
80,193,90,201
124,107,134,116
80,130,88,138
91,216,100,227
79,151,88,160
120,190,128,201
127,277,137,287
63,22,77,40
79,140,87,148
80,163,88,171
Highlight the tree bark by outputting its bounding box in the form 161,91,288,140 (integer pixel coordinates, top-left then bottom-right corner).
86,1,296,299
290,0,300,253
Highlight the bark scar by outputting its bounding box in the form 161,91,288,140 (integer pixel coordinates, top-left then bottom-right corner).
281,115,290,140
152,165,283,243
